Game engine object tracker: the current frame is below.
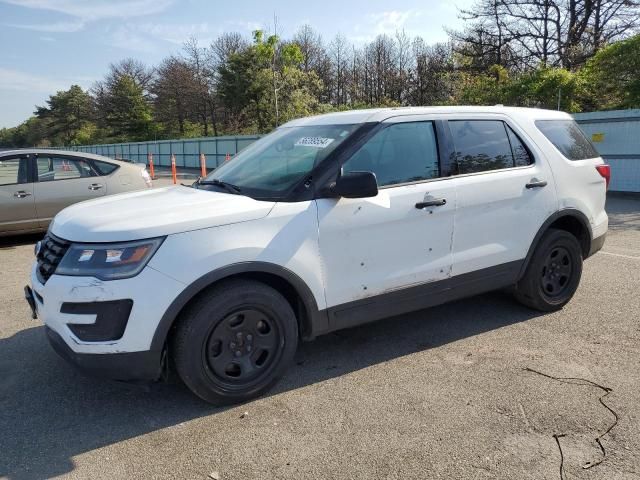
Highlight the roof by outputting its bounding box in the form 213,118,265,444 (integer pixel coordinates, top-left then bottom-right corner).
283,106,572,127
0,148,134,166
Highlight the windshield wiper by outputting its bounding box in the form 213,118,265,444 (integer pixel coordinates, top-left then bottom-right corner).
197,178,242,195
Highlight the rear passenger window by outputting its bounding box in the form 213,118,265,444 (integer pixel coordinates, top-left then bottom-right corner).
535,120,599,160
36,156,97,182
450,120,531,174
93,160,119,175
343,122,439,187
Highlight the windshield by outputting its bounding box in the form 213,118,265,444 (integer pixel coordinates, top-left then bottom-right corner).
203,124,358,198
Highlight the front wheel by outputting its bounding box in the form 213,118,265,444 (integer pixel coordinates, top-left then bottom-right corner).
515,229,583,311
172,279,298,405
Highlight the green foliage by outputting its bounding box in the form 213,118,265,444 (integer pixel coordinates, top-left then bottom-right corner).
509,67,582,112
34,85,97,145
218,30,324,133
100,75,155,142
454,65,582,112
580,34,640,110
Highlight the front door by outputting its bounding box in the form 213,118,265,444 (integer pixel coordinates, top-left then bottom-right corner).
0,155,38,233
316,119,456,322
33,154,106,228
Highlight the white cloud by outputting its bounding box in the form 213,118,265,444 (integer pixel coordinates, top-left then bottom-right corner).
0,68,68,93
7,20,85,33
0,0,173,20
136,22,215,45
107,25,158,54
347,9,421,44
1,0,173,33
370,10,417,35
224,20,263,33
0,68,96,95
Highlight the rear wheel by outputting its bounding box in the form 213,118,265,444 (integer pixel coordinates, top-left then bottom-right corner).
515,229,583,311
172,279,298,405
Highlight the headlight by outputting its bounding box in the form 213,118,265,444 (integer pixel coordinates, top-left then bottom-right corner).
56,237,164,280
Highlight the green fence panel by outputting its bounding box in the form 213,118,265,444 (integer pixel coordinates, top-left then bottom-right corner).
62,135,262,170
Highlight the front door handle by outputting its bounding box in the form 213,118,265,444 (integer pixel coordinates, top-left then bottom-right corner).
415,198,446,209
88,183,104,191
525,180,547,189
13,190,32,198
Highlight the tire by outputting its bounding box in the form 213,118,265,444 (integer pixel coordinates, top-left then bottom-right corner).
172,279,298,405
515,228,583,312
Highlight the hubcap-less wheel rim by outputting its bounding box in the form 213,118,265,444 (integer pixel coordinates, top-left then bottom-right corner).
540,246,573,299
204,309,282,387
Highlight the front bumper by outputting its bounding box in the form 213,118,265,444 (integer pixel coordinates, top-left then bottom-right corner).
45,326,162,381
29,261,186,381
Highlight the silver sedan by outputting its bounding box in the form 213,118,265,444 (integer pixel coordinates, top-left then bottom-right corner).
0,149,152,236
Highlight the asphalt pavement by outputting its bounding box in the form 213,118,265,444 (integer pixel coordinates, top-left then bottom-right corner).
0,196,638,479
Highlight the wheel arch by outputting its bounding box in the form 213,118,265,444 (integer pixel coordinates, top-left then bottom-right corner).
519,209,592,279
150,262,328,352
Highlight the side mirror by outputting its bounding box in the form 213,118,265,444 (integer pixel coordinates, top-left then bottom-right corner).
334,171,378,199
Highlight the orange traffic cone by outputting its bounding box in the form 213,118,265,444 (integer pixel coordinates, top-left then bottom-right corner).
170,154,177,184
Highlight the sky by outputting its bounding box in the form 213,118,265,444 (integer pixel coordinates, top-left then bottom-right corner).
0,0,472,129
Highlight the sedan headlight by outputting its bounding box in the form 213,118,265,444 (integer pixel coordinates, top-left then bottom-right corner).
56,237,164,280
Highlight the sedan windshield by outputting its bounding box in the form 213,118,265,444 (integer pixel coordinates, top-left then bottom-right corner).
203,124,358,198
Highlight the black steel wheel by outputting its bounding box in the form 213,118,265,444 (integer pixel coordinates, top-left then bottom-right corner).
515,229,583,311
173,279,298,405
203,308,282,388
539,246,573,300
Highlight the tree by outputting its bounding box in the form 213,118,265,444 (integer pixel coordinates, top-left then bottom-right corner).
93,60,155,141
97,74,154,141
152,56,200,137
580,33,640,109
409,40,455,105
451,0,640,70
329,34,350,105
183,37,213,136
217,30,324,132
34,85,96,145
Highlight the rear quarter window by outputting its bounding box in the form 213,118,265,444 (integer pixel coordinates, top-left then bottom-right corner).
93,160,120,175
535,120,599,160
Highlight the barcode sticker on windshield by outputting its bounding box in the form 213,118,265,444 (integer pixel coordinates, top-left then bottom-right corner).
295,137,335,148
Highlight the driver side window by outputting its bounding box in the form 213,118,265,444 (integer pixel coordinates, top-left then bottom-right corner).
342,121,440,187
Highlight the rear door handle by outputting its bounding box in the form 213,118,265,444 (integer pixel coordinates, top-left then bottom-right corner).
415,198,446,209
525,180,547,189
88,183,104,191
13,191,32,198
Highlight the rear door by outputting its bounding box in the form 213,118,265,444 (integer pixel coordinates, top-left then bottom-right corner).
0,154,38,233
33,154,106,228
446,115,557,276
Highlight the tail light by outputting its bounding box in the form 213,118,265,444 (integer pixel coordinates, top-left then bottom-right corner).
595,164,611,190
140,167,153,188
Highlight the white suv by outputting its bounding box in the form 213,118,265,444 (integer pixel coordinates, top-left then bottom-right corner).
26,107,609,404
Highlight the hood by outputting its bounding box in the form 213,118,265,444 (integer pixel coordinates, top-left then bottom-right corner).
50,186,276,242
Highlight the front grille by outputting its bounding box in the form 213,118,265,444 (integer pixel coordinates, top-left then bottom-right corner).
36,234,70,284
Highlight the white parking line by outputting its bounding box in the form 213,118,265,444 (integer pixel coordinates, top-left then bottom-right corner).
599,251,640,260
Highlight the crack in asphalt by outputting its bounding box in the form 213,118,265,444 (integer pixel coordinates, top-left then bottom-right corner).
553,433,567,480
524,367,619,476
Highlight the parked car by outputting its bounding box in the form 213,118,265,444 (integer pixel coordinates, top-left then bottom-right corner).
0,149,152,236
26,107,608,405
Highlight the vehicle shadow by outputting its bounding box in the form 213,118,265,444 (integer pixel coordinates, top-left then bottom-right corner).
0,290,542,480
0,233,45,250
606,195,640,231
